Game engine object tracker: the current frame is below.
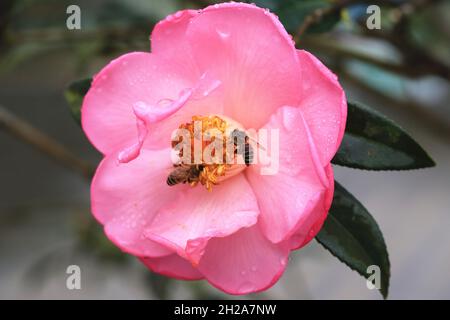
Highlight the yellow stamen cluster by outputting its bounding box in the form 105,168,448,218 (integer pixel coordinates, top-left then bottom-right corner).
172,115,237,191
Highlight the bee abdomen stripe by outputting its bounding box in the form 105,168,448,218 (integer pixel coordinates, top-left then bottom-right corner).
167,176,177,186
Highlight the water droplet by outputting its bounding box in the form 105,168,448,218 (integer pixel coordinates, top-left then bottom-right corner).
280,258,287,266
216,28,230,40
251,266,257,272
280,109,296,131
240,270,247,276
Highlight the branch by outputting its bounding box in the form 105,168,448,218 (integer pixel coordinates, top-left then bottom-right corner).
0,105,95,179
294,0,354,42
7,25,147,45
294,0,439,42
361,30,450,81
389,0,438,26
340,71,450,141
295,0,450,81
300,36,447,79
358,0,450,80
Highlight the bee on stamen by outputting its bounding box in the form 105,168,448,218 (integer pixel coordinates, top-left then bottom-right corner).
230,129,254,166
169,115,258,191
167,164,204,186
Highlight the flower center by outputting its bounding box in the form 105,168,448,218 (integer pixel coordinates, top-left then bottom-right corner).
168,115,251,191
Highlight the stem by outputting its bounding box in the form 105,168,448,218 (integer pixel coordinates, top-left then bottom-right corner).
0,105,95,179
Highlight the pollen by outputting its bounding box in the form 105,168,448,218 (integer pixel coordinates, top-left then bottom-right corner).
171,115,248,191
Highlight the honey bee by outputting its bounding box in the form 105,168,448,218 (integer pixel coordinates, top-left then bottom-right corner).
230,129,254,166
167,164,204,186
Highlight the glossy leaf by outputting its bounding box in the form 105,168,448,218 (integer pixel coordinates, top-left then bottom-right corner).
332,101,435,170
64,78,92,126
316,181,390,298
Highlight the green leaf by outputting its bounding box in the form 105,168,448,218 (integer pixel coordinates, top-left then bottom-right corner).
64,78,92,126
316,181,390,299
332,101,435,170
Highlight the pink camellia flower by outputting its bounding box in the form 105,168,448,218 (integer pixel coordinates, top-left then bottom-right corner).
81,2,346,294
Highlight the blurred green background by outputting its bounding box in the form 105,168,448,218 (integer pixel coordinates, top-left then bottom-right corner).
0,0,449,299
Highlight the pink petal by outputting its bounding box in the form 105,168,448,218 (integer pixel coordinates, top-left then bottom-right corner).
140,255,203,280
144,174,259,264
142,71,224,151
117,88,193,164
298,50,347,165
246,106,332,244
184,2,301,129
198,225,290,295
290,164,335,250
116,105,148,164
81,52,223,156
151,9,199,75
91,148,183,257
82,52,188,154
